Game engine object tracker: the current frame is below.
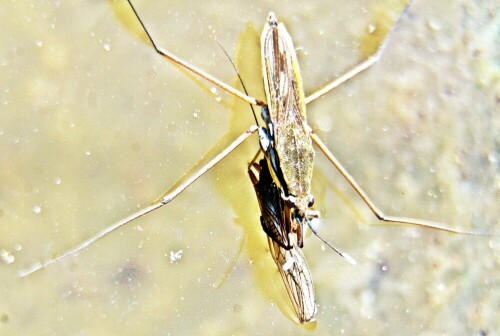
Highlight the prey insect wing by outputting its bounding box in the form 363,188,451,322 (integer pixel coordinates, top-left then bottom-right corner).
267,237,317,324
249,158,316,323
249,159,291,249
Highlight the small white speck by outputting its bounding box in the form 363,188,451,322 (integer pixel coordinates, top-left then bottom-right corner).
169,249,183,263
0,250,15,264
427,19,442,31
33,204,41,214
85,150,91,156
54,177,62,185
210,87,222,102
103,42,111,51
35,39,43,47
368,24,376,34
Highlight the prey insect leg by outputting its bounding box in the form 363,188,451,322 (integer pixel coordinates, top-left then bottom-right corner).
19,126,258,278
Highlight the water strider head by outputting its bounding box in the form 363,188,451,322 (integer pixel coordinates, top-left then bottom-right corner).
267,12,278,27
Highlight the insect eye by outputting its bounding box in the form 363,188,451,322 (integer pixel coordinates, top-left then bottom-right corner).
308,196,315,207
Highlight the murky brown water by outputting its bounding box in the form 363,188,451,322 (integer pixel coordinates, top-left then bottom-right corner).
1,0,498,335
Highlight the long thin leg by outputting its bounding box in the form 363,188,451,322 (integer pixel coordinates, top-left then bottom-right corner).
305,57,379,105
310,132,488,235
126,0,264,107
19,126,259,278
304,1,413,105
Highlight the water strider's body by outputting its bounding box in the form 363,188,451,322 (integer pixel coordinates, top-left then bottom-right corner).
259,13,316,249
261,13,314,200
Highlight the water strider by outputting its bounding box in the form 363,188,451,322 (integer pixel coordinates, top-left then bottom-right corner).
19,0,494,323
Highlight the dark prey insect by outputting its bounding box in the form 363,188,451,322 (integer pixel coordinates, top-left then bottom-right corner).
249,158,317,322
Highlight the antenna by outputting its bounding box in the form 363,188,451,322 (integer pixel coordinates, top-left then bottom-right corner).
215,40,261,127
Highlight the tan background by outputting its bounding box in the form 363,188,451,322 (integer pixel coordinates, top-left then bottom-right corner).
0,0,498,335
